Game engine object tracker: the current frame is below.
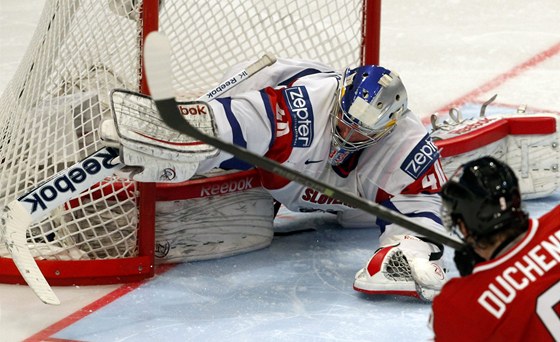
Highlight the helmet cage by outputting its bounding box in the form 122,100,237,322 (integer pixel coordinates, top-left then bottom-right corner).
330,66,407,161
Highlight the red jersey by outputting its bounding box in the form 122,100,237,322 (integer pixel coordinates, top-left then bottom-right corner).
431,205,560,341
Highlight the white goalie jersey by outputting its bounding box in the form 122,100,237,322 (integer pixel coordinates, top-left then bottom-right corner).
197,58,447,244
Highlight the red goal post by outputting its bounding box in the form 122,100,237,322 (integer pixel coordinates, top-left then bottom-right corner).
0,0,381,286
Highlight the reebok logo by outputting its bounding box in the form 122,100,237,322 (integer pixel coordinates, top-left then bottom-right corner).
20,148,120,216
200,176,255,197
205,70,247,99
400,134,439,179
284,86,314,148
178,104,207,115
450,117,494,135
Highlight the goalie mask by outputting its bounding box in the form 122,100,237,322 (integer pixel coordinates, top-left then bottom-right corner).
329,65,408,165
440,156,529,240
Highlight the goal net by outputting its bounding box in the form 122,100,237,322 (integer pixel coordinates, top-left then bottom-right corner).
0,0,380,285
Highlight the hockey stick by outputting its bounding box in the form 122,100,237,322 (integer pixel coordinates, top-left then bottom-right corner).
0,147,121,305
144,32,464,250
0,51,277,305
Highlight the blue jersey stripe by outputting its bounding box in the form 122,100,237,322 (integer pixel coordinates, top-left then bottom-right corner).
375,199,442,234
260,89,276,149
278,68,331,86
216,98,253,170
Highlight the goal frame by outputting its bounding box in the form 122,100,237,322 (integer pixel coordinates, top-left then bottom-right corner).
0,0,381,286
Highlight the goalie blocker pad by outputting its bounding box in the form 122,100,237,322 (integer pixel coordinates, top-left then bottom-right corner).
431,112,560,199
107,89,218,161
102,89,219,182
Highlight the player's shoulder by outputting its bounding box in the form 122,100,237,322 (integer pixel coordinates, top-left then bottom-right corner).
353,111,435,181
285,74,339,112
275,57,337,73
273,58,339,85
528,205,560,244
364,110,437,166
389,110,429,139
538,205,560,229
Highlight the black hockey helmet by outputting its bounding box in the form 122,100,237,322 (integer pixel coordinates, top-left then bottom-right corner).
440,156,528,238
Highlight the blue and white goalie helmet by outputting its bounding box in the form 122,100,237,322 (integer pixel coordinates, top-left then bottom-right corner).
329,65,408,165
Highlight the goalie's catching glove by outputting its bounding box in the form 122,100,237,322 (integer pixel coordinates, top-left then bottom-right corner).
353,235,446,301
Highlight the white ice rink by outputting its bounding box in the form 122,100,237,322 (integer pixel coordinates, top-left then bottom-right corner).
1,0,559,341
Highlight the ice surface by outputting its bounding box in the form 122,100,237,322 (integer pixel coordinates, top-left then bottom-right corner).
45,191,557,342
1,0,559,341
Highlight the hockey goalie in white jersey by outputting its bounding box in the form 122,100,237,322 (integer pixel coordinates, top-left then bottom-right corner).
104,58,449,300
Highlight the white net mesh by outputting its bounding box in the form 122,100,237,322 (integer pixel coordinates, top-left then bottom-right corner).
0,1,141,261
0,0,373,268
161,0,367,98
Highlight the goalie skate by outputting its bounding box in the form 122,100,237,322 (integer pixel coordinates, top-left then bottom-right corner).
431,99,560,199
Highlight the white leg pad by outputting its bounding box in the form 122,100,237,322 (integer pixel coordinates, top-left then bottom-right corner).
153,170,275,263
432,113,560,199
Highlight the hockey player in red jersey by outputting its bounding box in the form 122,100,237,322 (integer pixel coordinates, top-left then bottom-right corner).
104,58,449,300
431,156,560,341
